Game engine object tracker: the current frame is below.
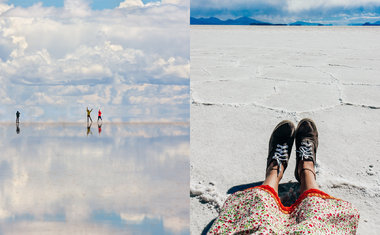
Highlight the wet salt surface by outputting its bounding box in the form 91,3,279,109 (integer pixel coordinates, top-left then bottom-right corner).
0,123,189,235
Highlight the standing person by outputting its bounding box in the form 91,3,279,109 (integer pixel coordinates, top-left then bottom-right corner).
208,119,359,234
86,107,93,123
16,111,20,123
98,109,102,122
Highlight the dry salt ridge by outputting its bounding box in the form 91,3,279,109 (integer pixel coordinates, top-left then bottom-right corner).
190,26,380,234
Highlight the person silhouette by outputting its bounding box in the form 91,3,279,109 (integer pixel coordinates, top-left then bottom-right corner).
86,107,93,123
16,111,20,123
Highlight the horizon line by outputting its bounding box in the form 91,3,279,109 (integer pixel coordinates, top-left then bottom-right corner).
0,121,189,125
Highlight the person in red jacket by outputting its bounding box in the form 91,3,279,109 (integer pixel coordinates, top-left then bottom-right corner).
98,109,102,121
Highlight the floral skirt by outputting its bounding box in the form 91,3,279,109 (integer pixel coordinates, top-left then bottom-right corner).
208,185,359,234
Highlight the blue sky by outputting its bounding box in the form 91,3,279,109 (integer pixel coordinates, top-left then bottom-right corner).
0,0,189,123
191,0,380,25
7,0,160,10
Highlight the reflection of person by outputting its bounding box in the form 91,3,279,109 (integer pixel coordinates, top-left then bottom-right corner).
208,119,359,234
98,109,102,122
87,122,92,136
16,122,20,134
98,123,102,135
86,107,93,123
16,111,20,123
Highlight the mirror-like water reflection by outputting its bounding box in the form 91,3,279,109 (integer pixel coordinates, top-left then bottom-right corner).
0,123,189,234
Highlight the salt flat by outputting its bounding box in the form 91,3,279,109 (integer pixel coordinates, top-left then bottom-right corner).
0,123,189,235
190,26,380,234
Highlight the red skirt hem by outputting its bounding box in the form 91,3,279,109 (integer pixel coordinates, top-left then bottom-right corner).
245,185,339,214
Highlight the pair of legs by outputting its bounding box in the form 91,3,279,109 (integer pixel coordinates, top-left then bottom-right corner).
263,119,319,195
263,161,318,195
87,115,92,123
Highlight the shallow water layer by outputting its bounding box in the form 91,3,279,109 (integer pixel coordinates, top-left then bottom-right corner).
0,123,189,235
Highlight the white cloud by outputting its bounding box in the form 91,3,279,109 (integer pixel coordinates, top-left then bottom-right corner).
0,3,12,13
118,0,186,8
151,57,190,79
119,0,145,8
286,0,380,12
63,0,91,17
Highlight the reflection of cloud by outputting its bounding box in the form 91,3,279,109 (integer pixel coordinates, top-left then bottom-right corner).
1,222,133,235
164,216,189,234
120,213,145,223
157,142,189,164
0,0,189,122
0,124,189,234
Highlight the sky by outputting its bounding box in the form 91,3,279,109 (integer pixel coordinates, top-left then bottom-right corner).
190,0,380,25
5,0,163,10
0,0,189,123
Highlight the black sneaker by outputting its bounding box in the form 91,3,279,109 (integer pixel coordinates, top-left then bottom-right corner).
294,118,319,182
267,120,296,177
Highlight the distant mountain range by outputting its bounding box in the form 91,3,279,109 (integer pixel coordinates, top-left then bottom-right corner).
362,21,380,26
190,17,380,26
190,17,285,25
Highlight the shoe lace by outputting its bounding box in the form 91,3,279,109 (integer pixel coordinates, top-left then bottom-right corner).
296,140,314,161
272,143,289,176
